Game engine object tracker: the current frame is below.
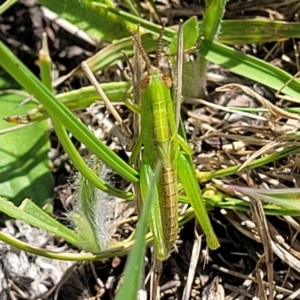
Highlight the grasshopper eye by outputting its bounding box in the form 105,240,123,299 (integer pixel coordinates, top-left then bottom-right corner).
140,76,150,90
162,75,172,88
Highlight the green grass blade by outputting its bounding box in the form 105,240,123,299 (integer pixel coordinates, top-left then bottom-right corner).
192,0,226,97
140,164,167,260
229,185,300,211
38,31,133,200
7,82,131,124
198,146,300,182
54,121,134,199
39,0,134,42
198,40,300,100
38,33,53,92
217,19,300,44
92,2,174,39
200,0,226,41
0,39,138,183
0,0,17,15
115,162,161,300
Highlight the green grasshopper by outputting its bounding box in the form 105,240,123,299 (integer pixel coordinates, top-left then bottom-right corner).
2,22,219,261
129,27,220,260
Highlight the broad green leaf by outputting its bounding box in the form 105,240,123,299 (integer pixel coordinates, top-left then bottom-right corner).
169,16,199,54
0,92,53,207
0,198,79,247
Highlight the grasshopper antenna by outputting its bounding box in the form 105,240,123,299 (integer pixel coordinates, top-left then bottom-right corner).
154,26,165,68
132,29,152,71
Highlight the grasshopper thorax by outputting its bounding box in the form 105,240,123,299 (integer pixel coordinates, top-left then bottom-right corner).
140,66,172,90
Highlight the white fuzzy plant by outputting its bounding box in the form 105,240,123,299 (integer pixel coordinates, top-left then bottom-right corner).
69,158,117,252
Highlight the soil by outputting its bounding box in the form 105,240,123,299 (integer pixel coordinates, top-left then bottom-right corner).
0,0,300,299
